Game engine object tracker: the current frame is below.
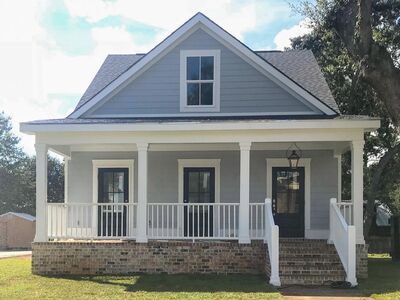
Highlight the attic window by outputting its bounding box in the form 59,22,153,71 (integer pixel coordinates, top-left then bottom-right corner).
180,50,220,112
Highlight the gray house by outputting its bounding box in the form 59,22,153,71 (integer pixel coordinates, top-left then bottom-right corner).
21,13,379,286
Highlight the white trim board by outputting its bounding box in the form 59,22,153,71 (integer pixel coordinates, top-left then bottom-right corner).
177,159,221,204
68,13,337,118
21,119,380,135
265,158,312,238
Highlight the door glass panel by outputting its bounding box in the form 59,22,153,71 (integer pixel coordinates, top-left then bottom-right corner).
188,192,200,203
115,193,124,203
199,172,210,192
114,172,124,192
104,172,113,194
189,172,200,192
275,170,300,214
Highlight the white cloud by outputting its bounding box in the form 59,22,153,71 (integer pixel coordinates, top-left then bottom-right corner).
0,1,161,155
0,0,296,155
62,0,296,41
273,19,312,50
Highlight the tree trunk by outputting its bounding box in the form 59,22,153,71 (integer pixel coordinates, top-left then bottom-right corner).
364,143,400,238
332,0,400,124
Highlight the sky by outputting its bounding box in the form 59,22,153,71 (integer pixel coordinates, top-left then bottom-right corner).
0,0,312,155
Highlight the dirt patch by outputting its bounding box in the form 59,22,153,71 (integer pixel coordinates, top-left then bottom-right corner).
280,285,373,300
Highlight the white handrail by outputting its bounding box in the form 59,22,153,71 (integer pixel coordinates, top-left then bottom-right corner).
329,198,357,286
264,198,280,287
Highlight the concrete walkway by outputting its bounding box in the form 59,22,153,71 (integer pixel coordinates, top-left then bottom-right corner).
0,250,31,259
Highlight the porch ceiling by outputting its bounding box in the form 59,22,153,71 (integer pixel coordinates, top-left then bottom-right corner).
49,141,350,158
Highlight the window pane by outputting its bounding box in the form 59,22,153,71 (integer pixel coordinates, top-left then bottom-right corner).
187,83,199,105
200,83,213,105
186,57,199,80
201,56,214,80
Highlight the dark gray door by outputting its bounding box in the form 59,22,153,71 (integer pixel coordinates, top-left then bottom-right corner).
97,168,129,236
183,167,215,237
272,167,305,237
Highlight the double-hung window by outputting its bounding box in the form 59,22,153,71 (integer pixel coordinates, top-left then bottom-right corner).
180,50,220,112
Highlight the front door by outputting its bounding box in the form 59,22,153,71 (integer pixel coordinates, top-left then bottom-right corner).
97,168,129,237
183,167,215,237
272,167,305,237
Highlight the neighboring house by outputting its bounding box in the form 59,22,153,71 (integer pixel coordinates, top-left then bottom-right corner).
0,212,36,249
20,13,380,286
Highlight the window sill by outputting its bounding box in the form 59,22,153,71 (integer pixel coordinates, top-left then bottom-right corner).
180,106,220,113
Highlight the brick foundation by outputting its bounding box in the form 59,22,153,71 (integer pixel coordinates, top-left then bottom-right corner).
32,240,268,276
356,244,368,278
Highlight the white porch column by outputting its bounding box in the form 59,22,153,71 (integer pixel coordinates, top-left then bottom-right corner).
136,142,148,243
334,154,342,202
34,143,48,242
239,141,251,244
351,140,365,244
64,157,70,203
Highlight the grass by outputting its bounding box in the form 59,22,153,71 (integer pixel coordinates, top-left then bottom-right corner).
0,254,399,299
358,254,400,300
0,257,281,300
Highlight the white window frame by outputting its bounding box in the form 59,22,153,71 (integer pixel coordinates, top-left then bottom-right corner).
180,50,221,112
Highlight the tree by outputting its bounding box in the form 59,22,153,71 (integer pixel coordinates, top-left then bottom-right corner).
291,0,400,238
0,111,64,215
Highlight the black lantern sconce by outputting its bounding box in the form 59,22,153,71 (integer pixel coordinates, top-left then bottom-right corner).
286,143,302,169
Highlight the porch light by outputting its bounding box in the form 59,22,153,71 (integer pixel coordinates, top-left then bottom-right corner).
286,143,302,169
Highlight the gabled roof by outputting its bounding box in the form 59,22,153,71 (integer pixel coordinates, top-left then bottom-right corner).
0,212,36,222
68,13,338,118
73,50,339,115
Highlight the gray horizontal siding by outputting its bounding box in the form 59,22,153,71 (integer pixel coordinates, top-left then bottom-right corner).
68,149,337,232
86,29,320,117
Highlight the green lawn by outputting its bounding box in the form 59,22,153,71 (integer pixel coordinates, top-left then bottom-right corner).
358,254,400,300
0,255,399,299
0,257,281,300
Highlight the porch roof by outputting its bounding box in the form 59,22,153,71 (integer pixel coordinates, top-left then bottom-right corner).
20,115,380,135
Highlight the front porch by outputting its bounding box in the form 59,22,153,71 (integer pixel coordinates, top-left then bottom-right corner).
25,118,378,286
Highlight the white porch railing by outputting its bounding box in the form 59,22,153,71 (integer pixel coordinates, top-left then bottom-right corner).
329,198,357,286
249,203,265,239
147,203,240,240
337,200,354,225
47,203,137,239
48,202,269,241
264,198,280,286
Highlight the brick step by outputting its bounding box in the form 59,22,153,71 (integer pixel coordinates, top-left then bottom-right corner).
280,274,346,286
279,253,339,260
277,239,346,285
280,260,343,267
280,270,345,277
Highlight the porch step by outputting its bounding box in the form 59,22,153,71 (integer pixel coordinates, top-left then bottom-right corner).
279,239,346,286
